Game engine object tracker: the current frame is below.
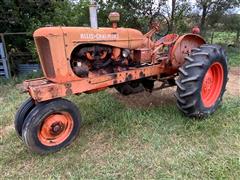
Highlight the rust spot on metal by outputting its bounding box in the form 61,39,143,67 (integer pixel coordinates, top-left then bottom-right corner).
140,71,145,78
34,89,42,101
65,83,72,96
125,74,133,82
66,88,72,95
110,73,117,78
48,86,59,98
113,80,118,84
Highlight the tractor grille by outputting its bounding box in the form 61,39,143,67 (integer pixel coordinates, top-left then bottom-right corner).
35,37,55,78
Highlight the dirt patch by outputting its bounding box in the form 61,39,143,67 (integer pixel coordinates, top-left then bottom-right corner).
82,132,114,161
0,124,14,138
108,84,176,108
108,67,239,108
226,67,240,97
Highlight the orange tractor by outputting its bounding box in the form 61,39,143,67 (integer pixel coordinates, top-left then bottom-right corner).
15,11,228,154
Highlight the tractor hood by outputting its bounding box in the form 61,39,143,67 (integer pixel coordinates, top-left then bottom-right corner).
33,26,150,82
33,26,145,49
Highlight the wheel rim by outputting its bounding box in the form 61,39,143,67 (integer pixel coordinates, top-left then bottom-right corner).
38,113,73,146
201,62,224,108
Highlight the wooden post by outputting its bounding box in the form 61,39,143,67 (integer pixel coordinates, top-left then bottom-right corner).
0,33,11,78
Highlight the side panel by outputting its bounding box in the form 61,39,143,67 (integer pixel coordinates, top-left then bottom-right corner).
62,27,145,60
33,27,146,83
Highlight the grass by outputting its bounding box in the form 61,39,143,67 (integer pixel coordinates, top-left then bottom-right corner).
0,31,239,179
204,31,240,66
0,81,240,179
210,32,237,45
227,47,240,67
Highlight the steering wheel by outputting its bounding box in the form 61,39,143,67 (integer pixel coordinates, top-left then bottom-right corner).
149,13,170,39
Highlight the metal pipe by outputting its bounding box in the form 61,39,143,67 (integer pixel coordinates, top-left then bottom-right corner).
89,0,98,28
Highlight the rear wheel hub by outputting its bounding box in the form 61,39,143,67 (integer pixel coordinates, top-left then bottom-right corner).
201,62,224,108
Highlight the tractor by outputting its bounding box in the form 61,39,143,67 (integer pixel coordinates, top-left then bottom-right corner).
14,9,228,154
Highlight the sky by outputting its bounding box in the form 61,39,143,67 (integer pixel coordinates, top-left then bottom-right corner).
75,0,240,14
165,0,240,14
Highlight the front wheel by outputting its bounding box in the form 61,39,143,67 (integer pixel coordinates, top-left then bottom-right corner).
175,44,228,118
22,98,81,154
14,97,35,139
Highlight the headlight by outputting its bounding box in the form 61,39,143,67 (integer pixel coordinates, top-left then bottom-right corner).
122,49,130,58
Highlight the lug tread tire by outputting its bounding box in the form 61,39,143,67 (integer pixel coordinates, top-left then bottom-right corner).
175,44,228,118
22,98,81,154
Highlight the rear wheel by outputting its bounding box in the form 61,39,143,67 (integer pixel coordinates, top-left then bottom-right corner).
14,97,35,139
22,98,81,154
175,44,228,118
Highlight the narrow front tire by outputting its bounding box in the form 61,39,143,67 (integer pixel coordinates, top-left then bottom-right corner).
14,97,35,139
22,98,81,154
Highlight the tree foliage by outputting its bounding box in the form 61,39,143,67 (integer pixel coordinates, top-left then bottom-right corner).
221,14,240,43
195,0,240,32
0,0,239,52
97,0,167,31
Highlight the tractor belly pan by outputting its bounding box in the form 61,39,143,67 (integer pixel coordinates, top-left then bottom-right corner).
23,64,164,102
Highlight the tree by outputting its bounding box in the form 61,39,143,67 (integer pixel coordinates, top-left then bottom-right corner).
222,14,240,44
97,0,167,31
163,0,191,33
196,0,240,33
170,0,176,31
0,0,55,33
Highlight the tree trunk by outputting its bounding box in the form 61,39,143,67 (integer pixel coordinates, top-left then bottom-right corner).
200,4,207,34
170,0,176,32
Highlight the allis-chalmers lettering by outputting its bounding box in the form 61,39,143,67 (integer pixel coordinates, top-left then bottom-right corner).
80,33,119,40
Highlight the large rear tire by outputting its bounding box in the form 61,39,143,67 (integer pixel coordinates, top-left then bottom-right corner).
22,98,81,154
175,44,228,118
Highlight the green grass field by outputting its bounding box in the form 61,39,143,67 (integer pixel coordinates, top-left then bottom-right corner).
1,31,240,179
227,47,240,67
1,80,239,179
205,31,240,67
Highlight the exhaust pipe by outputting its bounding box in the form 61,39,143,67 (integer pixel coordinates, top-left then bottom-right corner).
89,0,98,28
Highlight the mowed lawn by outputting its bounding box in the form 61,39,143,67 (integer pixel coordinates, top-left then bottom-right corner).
1,40,240,179
0,75,239,179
